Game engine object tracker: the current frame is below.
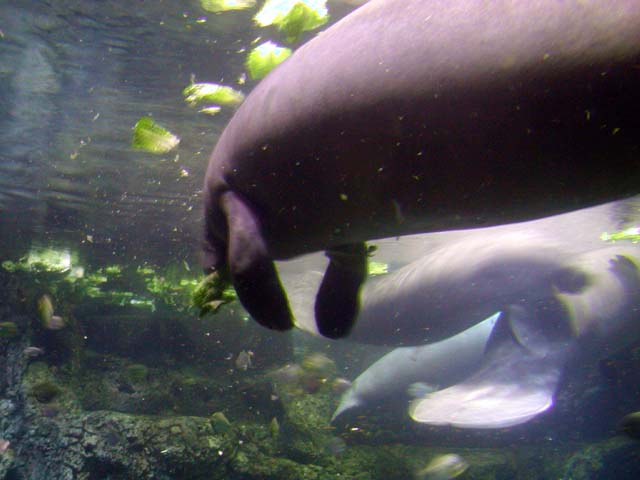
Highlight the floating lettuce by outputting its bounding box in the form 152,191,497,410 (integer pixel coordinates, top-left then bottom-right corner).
131,117,180,154
192,271,237,317
255,0,329,43
200,0,256,13
601,226,640,243
2,246,76,274
368,261,389,276
246,41,292,80
199,106,222,116
183,83,245,108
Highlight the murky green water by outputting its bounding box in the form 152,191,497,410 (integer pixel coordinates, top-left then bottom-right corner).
1,1,640,479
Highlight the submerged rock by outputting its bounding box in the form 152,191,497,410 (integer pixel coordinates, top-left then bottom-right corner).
210,411,232,434
28,381,61,403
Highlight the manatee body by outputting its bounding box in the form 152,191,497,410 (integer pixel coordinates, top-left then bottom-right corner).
331,202,640,428
203,0,640,338
281,197,640,343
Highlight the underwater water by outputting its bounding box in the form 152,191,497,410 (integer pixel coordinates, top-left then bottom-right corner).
1,0,640,479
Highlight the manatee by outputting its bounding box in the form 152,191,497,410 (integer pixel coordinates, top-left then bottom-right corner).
283,198,640,344
331,312,501,422
407,245,640,429
202,0,640,338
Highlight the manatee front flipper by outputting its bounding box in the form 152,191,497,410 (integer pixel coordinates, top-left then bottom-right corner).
409,333,569,429
315,243,368,339
220,191,294,331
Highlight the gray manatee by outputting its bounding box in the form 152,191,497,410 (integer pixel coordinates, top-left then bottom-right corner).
331,312,501,422
203,0,640,338
407,245,640,429
328,201,640,428
284,198,639,343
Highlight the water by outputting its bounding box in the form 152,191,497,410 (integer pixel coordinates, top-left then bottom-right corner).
1,1,640,479
0,0,248,266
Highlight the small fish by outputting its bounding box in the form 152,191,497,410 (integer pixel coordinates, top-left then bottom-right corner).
23,346,45,358
47,315,66,330
210,411,232,434
300,374,323,394
0,439,10,453
269,363,304,385
301,352,336,376
416,454,468,480
331,377,352,394
235,350,253,371
270,355,338,395
269,417,280,438
37,294,66,330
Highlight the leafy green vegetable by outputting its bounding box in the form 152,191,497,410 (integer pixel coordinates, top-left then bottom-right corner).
601,226,640,243
193,271,237,317
255,0,329,43
246,41,292,80
1,246,75,274
368,261,389,276
198,106,222,116
183,83,245,107
131,117,180,154
200,0,256,13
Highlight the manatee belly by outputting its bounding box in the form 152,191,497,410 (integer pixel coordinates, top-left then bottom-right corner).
207,0,640,259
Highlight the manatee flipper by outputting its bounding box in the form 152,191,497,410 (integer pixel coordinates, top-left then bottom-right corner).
315,242,367,339
220,191,294,330
409,334,569,428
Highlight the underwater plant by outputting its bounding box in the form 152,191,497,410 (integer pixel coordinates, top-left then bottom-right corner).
125,364,150,383
29,381,62,403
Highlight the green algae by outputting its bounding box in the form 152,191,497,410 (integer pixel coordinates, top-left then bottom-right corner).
29,381,62,403
125,363,149,383
0,321,19,338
